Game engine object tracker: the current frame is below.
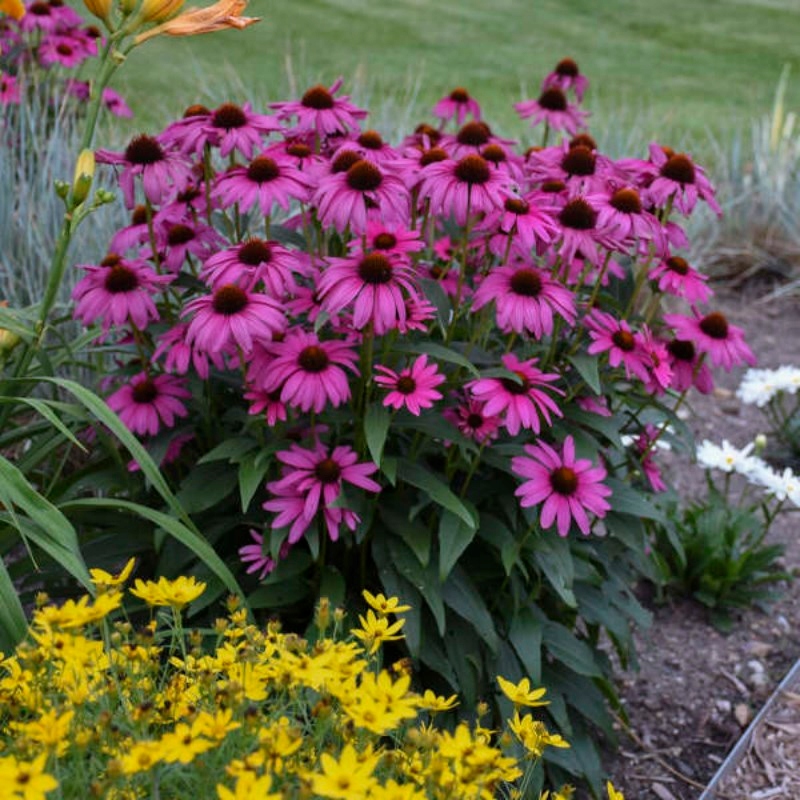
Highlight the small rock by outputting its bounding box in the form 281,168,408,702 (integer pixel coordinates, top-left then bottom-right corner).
715,699,732,714
651,784,678,800
776,615,790,633
747,641,772,658
734,703,751,727
747,659,765,674
713,387,734,399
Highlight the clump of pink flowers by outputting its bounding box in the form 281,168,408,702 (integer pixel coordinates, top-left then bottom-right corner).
74,55,754,584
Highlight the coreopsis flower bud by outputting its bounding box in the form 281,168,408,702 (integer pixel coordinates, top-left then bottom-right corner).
72,149,95,207
754,433,768,454
82,0,112,23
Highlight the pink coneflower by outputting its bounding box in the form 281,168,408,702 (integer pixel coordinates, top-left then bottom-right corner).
467,353,563,436
270,78,367,137
476,194,559,254
471,262,576,338
585,310,651,383
238,529,276,580
153,322,226,380
200,238,302,295
254,330,358,413
665,338,714,393
72,254,173,332
526,142,617,193
96,134,193,208
264,442,380,543
663,310,755,371
0,73,20,105
19,0,75,32
433,87,482,126
631,424,667,493
374,355,445,416
38,34,90,68
443,396,501,444
214,153,314,215
154,218,225,272
262,137,327,172
107,372,191,436
102,88,133,118
183,284,286,355
350,221,424,259
555,195,614,266
244,386,288,427
439,121,517,160
645,144,721,216
639,327,673,395
398,295,437,333
514,87,588,135
542,58,589,101
204,102,280,159
334,129,401,165
313,157,410,234
418,154,510,224
511,435,612,537
593,185,664,247
317,251,420,335
648,255,711,304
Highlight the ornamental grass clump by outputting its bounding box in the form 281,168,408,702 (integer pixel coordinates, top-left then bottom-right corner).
0,566,627,800
0,24,756,788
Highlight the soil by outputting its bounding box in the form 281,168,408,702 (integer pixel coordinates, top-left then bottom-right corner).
602,285,800,800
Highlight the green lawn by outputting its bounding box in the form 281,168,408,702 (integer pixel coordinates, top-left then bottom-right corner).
114,0,800,155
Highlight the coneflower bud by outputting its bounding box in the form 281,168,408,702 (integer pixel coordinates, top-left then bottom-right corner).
71,148,95,207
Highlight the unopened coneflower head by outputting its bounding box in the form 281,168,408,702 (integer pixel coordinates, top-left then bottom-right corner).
432,86,482,126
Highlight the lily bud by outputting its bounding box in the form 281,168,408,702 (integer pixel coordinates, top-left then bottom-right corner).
82,0,112,23
72,149,95,207
139,0,185,23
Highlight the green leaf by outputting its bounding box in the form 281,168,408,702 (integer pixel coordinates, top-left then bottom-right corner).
318,566,346,607
0,397,86,452
379,506,430,567
442,566,498,652
438,510,476,581
0,555,28,650
543,621,602,677
392,339,478,377
248,579,309,609
531,536,577,608
508,607,544,684
396,460,476,529
177,463,238,514
238,452,272,513
41,378,196,531
418,278,452,332
198,438,257,464
567,353,602,394
61,498,243,601
605,478,665,521
364,404,391,466
0,455,91,590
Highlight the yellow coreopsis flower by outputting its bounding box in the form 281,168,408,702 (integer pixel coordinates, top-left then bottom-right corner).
309,744,381,800
496,675,549,707
32,591,123,629
217,771,281,800
369,779,427,800
509,711,570,758
606,782,625,800
134,0,259,44
118,741,164,775
130,575,206,608
0,753,59,800
13,709,74,756
193,708,241,741
0,0,24,20
352,609,405,655
418,689,459,712
362,590,411,616
158,722,215,764
89,557,136,591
